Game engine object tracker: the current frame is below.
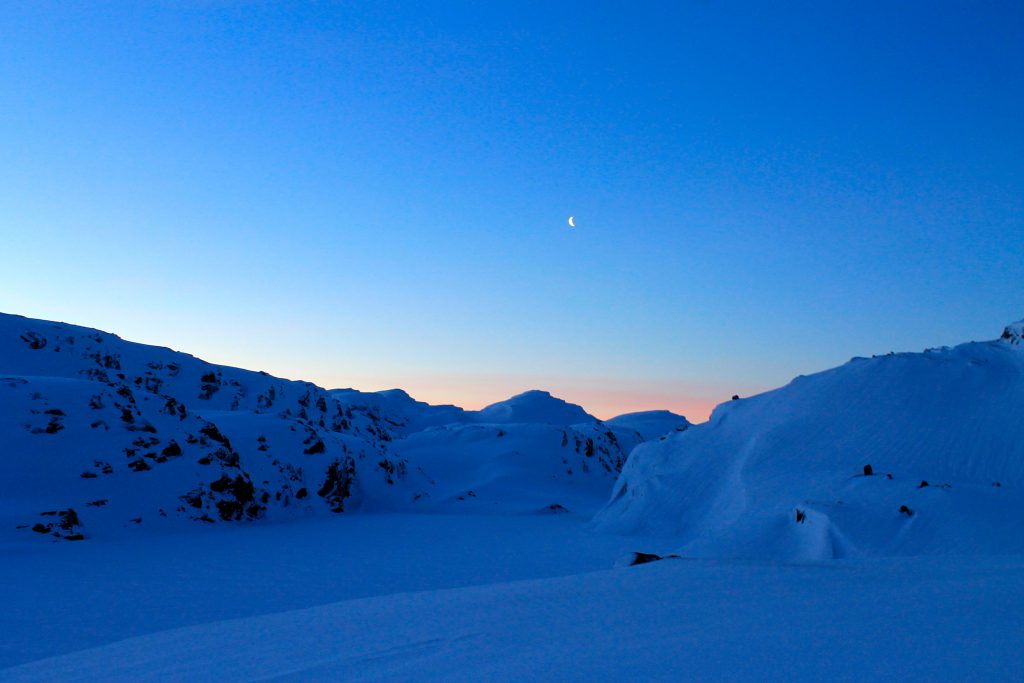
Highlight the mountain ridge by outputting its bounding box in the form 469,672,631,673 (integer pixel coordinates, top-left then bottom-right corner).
0,312,687,543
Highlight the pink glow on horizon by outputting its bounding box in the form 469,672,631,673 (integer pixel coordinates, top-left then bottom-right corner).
319,371,768,424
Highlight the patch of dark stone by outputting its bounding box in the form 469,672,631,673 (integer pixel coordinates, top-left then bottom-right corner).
855,464,893,480
377,457,406,484
161,441,183,458
208,474,262,521
199,423,232,449
127,423,157,434
629,552,682,566
29,508,84,540
20,333,47,350
318,457,356,512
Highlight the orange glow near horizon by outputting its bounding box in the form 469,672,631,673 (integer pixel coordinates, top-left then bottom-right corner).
164,343,764,425
315,371,767,424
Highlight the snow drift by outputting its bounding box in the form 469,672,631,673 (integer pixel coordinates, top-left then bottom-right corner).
594,318,1024,560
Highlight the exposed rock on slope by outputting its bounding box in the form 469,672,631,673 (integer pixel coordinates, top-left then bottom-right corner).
0,314,427,541
1002,318,1024,347
1,313,686,541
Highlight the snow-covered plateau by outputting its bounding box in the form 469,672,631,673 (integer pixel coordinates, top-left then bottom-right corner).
1,311,1022,681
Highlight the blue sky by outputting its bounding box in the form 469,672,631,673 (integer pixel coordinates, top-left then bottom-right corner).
2,1,1022,419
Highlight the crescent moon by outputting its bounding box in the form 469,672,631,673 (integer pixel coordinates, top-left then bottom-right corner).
568,216,575,227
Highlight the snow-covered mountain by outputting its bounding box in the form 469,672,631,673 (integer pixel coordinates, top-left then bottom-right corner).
359,390,682,514
606,410,691,441
594,318,1024,560
473,389,596,425
0,313,687,542
380,419,647,515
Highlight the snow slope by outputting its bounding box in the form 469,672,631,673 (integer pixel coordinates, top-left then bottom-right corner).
0,514,681,668
0,313,685,542
594,319,1024,560
0,313,432,543
5,550,1021,682
381,420,646,515
333,388,674,515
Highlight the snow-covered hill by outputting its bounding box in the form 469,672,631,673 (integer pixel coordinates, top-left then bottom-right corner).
594,319,1024,560
0,314,432,543
366,390,681,515
0,313,686,542
606,410,691,441
473,389,596,425
381,420,647,515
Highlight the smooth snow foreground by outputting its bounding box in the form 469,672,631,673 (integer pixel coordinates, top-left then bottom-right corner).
4,531,1022,682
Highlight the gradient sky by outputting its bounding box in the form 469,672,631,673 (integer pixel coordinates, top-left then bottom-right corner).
2,1,1022,420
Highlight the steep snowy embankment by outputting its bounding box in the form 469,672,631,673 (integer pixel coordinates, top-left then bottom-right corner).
595,320,1024,560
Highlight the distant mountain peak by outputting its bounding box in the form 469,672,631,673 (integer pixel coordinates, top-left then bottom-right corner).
476,390,596,425
606,410,691,441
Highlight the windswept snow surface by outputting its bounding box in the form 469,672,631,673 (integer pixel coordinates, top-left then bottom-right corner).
4,550,1022,682
0,514,681,669
595,319,1024,561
